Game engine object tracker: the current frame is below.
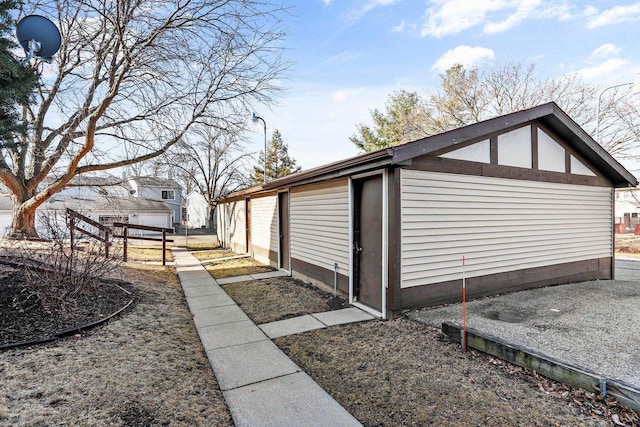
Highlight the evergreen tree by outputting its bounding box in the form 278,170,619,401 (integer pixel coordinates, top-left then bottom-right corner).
349,90,429,153
0,0,39,145
250,129,301,184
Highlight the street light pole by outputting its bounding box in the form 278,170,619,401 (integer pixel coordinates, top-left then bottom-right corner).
596,74,640,143
252,112,267,184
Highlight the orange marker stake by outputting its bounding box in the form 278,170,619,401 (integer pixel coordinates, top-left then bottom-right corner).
462,255,467,352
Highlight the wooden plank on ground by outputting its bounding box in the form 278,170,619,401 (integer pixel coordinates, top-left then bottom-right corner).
441,322,640,413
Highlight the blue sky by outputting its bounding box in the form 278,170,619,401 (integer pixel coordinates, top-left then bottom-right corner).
248,1,640,170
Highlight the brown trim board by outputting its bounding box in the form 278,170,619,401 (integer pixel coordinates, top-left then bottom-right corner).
291,257,349,294
392,257,612,312
407,156,612,187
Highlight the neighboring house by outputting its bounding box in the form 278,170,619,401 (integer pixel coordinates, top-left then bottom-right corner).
186,191,212,229
0,197,12,238
216,102,637,319
128,176,183,225
0,174,181,238
55,174,132,198
614,187,640,231
39,194,173,236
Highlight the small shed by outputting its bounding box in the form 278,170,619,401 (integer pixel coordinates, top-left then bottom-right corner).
216,103,637,318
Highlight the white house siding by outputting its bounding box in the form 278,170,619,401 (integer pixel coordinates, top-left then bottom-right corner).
400,170,612,288
249,195,277,265
290,181,350,274
224,200,247,253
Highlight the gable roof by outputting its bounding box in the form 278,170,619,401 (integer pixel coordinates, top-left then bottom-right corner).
222,102,636,200
129,176,181,188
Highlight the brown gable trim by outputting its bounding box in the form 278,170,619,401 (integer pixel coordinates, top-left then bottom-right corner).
406,156,612,187
392,103,636,187
289,177,349,194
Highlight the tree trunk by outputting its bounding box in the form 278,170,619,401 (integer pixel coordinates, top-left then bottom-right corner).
10,198,40,239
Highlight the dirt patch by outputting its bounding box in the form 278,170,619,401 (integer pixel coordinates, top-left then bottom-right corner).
0,263,232,426
204,257,275,279
223,276,348,324
275,318,634,426
0,265,131,346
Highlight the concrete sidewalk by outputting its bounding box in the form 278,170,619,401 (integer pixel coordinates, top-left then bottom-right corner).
172,248,363,427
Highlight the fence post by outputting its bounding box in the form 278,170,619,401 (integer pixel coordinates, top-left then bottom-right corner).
162,229,166,266
105,228,110,258
69,213,75,251
123,226,128,262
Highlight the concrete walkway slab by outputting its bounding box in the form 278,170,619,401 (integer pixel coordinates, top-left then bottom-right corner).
183,284,226,298
217,275,253,285
199,320,268,350
312,307,375,327
224,371,361,427
178,271,215,281
207,340,300,391
192,305,249,328
180,277,220,288
251,270,290,280
171,247,363,427
259,315,326,339
186,293,236,310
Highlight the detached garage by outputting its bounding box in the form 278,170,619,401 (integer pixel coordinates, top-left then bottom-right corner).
217,103,637,318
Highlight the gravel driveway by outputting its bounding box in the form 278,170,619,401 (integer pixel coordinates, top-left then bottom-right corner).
408,259,640,389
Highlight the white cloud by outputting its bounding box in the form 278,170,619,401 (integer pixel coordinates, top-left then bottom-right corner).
320,0,333,5
591,43,621,59
392,20,406,33
344,0,402,25
421,0,574,37
484,0,541,34
432,45,495,72
421,0,506,38
575,58,629,82
322,51,361,65
587,2,640,28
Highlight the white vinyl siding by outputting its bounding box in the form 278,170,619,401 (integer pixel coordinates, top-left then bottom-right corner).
225,200,247,254
138,213,170,229
290,181,350,273
400,170,612,288
250,195,277,264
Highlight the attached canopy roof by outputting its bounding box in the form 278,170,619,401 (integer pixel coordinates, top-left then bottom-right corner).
222,102,637,200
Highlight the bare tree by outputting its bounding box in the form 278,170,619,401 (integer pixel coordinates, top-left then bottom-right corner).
351,62,639,160
3,0,286,237
154,122,251,225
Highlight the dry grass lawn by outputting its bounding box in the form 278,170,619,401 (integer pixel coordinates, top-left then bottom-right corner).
0,263,232,426
616,234,640,257
215,258,635,426
223,277,348,324
276,319,617,426
118,245,174,262
191,249,236,261
204,256,275,279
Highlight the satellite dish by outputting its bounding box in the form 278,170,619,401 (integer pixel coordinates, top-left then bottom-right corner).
16,15,61,64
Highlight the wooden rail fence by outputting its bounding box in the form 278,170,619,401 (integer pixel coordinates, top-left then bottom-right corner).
113,222,174,266
66,208,112,257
